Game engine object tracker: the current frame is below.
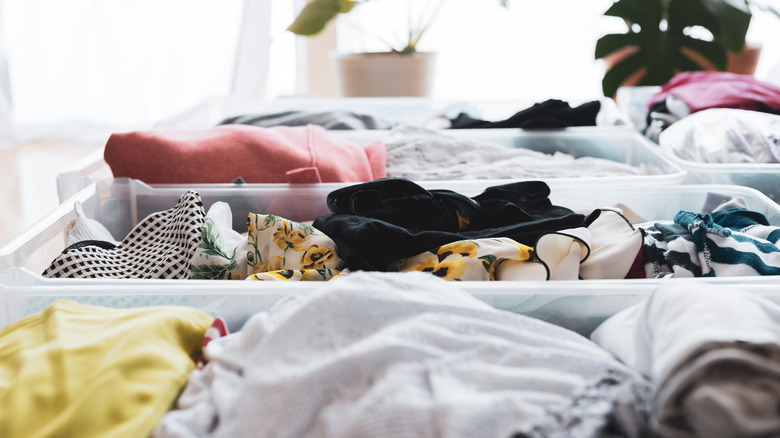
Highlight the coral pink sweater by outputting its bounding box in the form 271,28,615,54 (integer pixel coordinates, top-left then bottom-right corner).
104,124,386,184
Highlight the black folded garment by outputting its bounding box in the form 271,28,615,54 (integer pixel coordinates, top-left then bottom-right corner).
314,178,600,271
449,99,601,129
325,177,481,233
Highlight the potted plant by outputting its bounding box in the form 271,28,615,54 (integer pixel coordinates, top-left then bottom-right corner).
287,0,508,97
595,0,753,98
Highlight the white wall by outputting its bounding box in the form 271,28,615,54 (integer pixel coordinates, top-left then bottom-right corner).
334,0,622,102
329,0,780,101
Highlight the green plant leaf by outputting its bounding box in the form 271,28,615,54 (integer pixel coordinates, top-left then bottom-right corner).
680,34,728,68
602,48,645,95
668,0,716,30
287,0,359,36
290,0,509,52
596,0,745,97
594,32,641,59
603,0,661,25
700,0,751,52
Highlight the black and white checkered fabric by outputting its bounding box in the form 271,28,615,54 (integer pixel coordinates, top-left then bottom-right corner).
42,191,206,279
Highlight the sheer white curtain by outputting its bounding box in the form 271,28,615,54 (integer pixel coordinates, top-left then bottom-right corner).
2,0,777,138
0,1,14,147
1,0,250,139
0,0,283,243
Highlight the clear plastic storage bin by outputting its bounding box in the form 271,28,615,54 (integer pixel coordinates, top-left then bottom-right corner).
3,178,780,336
615,85,662,131
615,86,780,201
661,156,780,202
154,95,630,130
56,127,686,203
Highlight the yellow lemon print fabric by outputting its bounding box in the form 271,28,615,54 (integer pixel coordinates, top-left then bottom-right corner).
394,238,537,281
246,213,343,281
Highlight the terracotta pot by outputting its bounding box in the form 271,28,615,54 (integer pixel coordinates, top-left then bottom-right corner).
681,42,762,76
726,43,762,75
331,52,436,97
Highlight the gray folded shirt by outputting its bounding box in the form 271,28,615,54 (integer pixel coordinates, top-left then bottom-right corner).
220,110,396,130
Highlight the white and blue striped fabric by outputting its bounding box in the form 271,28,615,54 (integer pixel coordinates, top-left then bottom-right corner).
640,208,780,278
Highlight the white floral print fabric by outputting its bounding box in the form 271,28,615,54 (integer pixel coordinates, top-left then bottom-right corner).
246,213,343,281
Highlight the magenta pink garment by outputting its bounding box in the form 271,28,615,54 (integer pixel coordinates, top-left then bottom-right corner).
648,71,780,114
104,124,387,184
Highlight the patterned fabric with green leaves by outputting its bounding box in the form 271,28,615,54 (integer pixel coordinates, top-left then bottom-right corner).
190,202,250,280
246,213,344,282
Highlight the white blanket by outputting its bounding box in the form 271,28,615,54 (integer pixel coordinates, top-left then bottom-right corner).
156,271,649,438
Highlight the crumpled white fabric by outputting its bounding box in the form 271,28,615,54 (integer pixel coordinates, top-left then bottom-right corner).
383,126,643,180
155,271,650,438
578,208,644,279
498,208,643,281
658,108,780,164
65,200,119,246
591,282,780,437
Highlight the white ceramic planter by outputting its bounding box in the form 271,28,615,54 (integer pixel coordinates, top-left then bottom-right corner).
332,51,436,97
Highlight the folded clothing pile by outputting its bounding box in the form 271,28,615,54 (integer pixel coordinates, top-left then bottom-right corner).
592,282,780,437
104,124,387,184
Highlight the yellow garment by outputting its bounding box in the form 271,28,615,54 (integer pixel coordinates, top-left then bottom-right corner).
0,300,213,438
